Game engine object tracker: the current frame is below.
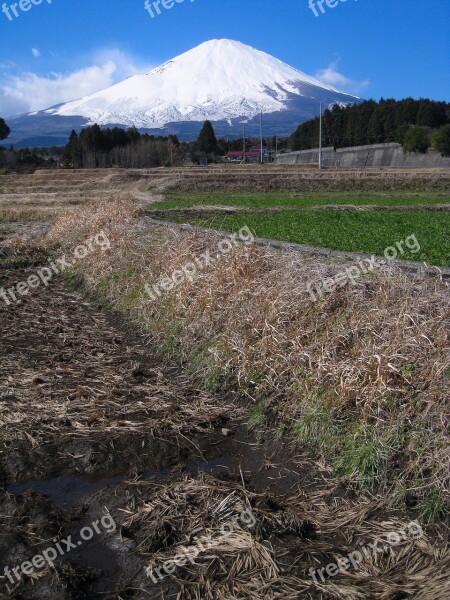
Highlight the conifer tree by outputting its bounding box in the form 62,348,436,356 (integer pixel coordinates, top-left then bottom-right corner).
196,121,218,156
62,130,82,168
0,117,10,142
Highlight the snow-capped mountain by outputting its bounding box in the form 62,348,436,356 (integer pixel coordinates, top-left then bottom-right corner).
53,39,355,127
6,39,361,146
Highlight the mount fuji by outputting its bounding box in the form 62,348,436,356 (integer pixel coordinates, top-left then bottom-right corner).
6,39,362,147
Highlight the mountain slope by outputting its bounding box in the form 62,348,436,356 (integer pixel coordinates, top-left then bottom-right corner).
6,39,361,146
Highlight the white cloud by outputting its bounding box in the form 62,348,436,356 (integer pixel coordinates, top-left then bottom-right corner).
0,60,16,70
315,60,369,96
0,49,155,117
90,48,152,78
31,48,41,58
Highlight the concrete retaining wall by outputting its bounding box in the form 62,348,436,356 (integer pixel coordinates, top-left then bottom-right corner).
275,143,450,168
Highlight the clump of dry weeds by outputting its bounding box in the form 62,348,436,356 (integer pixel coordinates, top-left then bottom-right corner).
120,472,449,599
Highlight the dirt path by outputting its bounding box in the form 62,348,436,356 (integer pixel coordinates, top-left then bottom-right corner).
0,254,320,598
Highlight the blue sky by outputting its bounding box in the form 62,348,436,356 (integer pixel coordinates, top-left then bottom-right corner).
0,0,449,117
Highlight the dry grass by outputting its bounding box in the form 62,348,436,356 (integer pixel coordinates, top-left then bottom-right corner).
120,472,449,599
0,208,53,222
1,174,449,598
0,281,231,450
152,166,450,194
122,474,289,598
46,196,449,513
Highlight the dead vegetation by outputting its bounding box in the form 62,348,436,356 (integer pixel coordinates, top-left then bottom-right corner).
0,208,58,222
0,263,233,484
118,472,449,599
135,165,450,194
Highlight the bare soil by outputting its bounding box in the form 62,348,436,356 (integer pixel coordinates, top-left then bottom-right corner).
0,255,326,598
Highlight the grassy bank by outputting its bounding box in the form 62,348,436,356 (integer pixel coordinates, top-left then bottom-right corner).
46,197,449,521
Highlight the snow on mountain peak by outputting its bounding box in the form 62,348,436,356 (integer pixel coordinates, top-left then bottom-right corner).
52,39,356,128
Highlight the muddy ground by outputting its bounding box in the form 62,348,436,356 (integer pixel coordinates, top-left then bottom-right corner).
0,253,325,599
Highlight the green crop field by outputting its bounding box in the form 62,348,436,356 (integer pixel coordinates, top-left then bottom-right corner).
168,210,450,266
153,191,450,210
149,191,450,266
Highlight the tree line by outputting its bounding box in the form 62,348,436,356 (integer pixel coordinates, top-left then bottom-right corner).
63,121,286,167
0,119,63,172
289,98,450,155
61,125,183,168
0,147,59,172
4,97,448,173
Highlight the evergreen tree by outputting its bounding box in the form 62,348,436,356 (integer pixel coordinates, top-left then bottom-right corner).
416,101,447,128
0,117,10,142
380,100,397,142
431,124,450,156
62,130,82,168
289,98,450,151
168,134,180,147
126,126,140,144
368,106,385,144
196,121,218,156
331,105,345,147
80,124,102,151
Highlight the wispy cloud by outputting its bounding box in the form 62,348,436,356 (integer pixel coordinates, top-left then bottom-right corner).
31,48,41,58
0,49,155,117
0,60,17,70
315,60,369,96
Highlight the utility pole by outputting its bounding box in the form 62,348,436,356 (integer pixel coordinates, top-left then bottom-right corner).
260,110,263,163
319,102,323,170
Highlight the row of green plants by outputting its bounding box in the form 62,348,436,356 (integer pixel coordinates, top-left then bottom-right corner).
169,210,450,266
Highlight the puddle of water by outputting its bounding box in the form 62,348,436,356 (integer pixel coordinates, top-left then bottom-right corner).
186,456,229,475
7,474,126,509
7,457,229,509
4,457,233,595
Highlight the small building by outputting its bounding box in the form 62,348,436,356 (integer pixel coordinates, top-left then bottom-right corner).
250,146,270,158
226,150,262,163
